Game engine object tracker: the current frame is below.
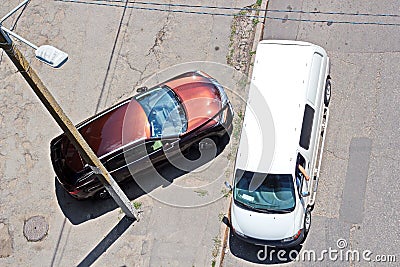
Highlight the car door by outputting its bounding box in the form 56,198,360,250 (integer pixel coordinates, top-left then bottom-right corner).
146,136,181,165
104,140,149,180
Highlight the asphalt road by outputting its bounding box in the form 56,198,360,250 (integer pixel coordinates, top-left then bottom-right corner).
223,0,399,266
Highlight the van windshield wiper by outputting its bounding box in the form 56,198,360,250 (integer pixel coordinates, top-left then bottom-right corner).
273,208,294,214
235,200,273,213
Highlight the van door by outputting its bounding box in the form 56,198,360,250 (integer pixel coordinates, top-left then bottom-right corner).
295,152,312,203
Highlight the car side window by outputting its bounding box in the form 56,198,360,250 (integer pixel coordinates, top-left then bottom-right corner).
299,104,315,150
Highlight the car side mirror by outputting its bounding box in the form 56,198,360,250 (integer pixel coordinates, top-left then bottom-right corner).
136,86,148,93
224,181,232,191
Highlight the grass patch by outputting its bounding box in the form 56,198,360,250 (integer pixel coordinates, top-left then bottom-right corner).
194,189,208,197
221,187,231,198
132,201,142,210
212,235,221,258
218,212,226,222
238,10,247,16
237,109,244,120
252,18,259,26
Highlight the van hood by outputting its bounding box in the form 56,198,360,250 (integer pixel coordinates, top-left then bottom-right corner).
231,202,297,240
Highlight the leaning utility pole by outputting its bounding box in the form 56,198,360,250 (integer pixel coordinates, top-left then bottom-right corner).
0,22,138,220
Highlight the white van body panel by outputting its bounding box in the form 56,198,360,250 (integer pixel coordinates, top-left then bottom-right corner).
245,40,327,174
231,199,304,240
231,40,330,245
307,52,323,105
235,99,267,173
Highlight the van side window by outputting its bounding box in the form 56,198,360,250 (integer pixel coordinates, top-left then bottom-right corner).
299,104,315,150
295,153,306,188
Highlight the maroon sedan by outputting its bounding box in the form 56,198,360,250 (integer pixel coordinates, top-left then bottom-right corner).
51,71,233,199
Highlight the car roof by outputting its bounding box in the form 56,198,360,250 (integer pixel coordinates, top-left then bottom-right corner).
64,99,150,158
235,41,323,174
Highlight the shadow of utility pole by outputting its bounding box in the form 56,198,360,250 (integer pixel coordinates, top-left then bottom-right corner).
95,0,129,113
77,215,136,267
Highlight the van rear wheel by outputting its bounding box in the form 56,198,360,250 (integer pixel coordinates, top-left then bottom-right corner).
324,79,331,106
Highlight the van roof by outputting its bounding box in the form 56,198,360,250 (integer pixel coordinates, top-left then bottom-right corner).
235,40,326,174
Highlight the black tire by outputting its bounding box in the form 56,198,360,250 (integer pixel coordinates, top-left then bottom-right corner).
95,189,110,200
304,207,312,234
324,79,331,107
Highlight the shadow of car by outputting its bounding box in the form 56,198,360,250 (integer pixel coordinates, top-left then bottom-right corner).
56,133,231,225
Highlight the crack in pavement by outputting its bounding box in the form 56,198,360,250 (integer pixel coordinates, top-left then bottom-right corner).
120,55,152,88
146,12,172,66
325,148,349,161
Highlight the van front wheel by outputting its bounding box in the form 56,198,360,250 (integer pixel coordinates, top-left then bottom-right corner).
304,207,312,234
324,79,331,106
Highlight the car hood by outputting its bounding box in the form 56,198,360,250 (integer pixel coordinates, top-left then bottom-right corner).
231,201,297,240
167,75,222,132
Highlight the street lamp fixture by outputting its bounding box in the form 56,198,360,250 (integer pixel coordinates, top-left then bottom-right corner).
0,0,68,68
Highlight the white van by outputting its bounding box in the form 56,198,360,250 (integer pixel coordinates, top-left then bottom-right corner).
227,40,331,247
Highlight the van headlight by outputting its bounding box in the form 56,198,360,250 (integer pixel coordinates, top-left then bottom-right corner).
282,229,302,242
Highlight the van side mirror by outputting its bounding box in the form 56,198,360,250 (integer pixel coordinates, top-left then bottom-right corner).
136,86,148,93
224,181,232,191
222,216,231,227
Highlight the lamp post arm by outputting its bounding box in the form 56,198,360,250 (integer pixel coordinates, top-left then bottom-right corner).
1,26,38,49
0,0,30,23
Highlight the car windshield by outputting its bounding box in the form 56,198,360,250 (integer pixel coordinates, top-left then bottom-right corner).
233,169,296,212
136,86,187,138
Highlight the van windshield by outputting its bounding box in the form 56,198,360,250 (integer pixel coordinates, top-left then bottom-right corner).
233,169,296,212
